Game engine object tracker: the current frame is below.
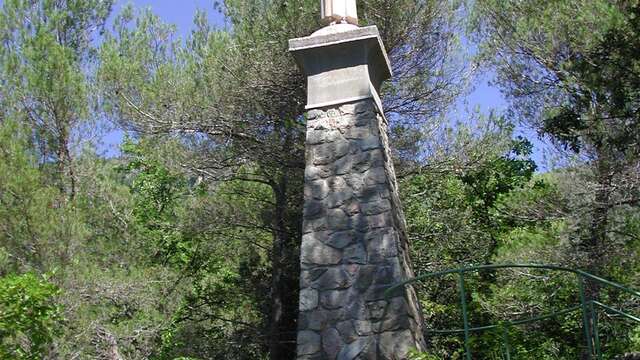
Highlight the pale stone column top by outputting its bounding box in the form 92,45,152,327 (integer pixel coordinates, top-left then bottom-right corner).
289,25,392,111
321,0,358,25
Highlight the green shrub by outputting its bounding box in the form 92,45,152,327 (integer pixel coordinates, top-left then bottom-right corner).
0,273,62,359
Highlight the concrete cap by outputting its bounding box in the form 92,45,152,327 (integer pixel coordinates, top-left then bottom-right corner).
289,25,392,80
310,23,359,37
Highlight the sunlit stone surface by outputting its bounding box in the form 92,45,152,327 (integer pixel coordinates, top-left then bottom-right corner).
321,0,358,25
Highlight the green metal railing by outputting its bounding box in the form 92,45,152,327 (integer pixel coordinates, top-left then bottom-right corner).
386,263,640,359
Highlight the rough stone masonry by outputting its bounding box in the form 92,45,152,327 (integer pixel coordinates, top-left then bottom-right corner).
296,98,426,359
290,14,426,359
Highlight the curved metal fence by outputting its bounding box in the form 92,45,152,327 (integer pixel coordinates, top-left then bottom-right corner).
386,263,640,359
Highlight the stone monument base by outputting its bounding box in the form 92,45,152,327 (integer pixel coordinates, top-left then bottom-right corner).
297,98,425,359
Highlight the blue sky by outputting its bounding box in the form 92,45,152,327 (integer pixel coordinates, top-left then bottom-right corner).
113,0,225,34
109,1,549,168
0,0,548,168
100,0,225,155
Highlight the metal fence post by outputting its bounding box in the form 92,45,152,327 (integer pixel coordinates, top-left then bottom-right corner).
458,271,472,360
578,275,593,359
502,324,511,360
590,301,602,360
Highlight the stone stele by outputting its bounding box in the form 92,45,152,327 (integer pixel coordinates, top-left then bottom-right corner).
289,20,426,360
321,0,358,25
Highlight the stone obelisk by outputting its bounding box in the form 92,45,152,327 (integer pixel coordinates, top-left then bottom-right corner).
289,1,426,359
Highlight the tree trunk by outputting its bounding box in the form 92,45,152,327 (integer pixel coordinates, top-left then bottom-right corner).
581,151,613,360
588,154,612,272
268,175,297,360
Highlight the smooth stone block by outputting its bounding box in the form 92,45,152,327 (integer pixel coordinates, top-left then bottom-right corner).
301,235,342,265
326,230,357,249
315,267,356,290
321,327,342,359
300,288,319,311
298,330,321,355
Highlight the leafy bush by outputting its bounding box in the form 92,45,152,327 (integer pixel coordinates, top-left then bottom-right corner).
0,273,62,359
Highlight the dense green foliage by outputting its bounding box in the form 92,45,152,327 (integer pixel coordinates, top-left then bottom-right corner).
0,273,61,359
0,0,638,359
461,1,640,358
